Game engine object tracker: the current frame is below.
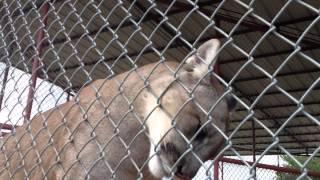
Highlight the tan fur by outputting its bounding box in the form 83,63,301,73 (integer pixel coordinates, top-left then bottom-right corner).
0,62,181,180
0,39,234,180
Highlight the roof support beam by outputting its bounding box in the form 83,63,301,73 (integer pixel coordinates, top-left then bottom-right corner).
234,68,319,83
235,139,319,146
233,131,320,140
45,1,213,46
236,101,319,112
159,0,320,46
221,46,320,65
229,147,319,155
230,122,319,132
46,4,319,73
243,86,320,98
225,76,309,149
232,113,320,123
131,0,194,51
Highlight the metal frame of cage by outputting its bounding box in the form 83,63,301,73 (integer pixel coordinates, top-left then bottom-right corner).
213,157,320,179
0,2,50,136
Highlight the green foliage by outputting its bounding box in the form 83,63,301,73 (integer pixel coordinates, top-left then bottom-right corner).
276,155,320,180
281,155,320,172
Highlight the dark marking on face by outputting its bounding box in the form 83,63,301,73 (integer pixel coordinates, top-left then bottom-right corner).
195,129,207,142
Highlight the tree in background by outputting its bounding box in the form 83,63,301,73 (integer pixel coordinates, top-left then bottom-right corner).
277,155,320,180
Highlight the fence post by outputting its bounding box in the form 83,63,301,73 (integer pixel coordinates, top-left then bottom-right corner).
0,64,10,137
0,63,9,110
252,119,256,179
221,161,224,180
23,2,49,122
214,159,219,180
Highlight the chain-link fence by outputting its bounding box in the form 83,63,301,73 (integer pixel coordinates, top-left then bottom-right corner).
215,157,320,180
0,0,319,179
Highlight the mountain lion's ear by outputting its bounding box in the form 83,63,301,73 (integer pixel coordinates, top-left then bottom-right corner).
184,39,220,79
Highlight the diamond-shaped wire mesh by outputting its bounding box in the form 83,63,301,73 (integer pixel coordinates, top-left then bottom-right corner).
0,0,319,179
215,158,320,180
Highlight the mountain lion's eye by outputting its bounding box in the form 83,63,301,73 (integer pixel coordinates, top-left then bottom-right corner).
191,116,201,136
195,128,207,141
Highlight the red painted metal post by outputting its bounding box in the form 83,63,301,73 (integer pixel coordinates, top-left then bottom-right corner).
23,3,49,122
220,157,320,177
252,120,256,162
0,123,15,130
221,161,224,180
214,159,219,180
252,119,256,179
0,64,11,136
0,123,15,137
0,64,10,110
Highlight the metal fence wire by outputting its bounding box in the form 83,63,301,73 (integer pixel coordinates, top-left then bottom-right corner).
213,157,320,180
0,0,319,179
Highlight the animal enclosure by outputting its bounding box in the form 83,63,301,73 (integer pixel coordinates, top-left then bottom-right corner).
0,0,319,179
